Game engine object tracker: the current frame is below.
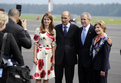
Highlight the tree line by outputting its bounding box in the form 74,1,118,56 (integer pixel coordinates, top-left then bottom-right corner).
1,3,121,16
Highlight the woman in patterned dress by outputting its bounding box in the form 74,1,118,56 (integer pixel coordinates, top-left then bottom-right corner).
31,13,56,83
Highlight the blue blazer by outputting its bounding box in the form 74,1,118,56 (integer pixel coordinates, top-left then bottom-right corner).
91,41,111,71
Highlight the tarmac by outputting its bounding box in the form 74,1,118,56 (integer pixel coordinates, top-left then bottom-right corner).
22,20,121,83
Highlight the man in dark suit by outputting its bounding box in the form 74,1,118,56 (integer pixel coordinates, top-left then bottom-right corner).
55,11,79,83
78,12,97,83
3,9,32,52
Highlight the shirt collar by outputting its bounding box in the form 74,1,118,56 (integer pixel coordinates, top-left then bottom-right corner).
83,23,90,31
62,23,71,28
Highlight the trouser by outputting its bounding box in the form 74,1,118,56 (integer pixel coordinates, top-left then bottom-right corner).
78,63,92,83
92,70,108,83
55,56,75,83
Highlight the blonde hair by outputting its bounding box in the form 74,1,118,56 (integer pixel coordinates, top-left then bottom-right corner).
94,20,107,32
0,11,8,26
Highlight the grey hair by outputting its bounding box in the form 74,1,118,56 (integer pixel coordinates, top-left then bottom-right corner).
81,12,91,20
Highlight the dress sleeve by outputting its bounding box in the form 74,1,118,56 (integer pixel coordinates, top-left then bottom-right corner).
33,28,40,43
52,29,56,47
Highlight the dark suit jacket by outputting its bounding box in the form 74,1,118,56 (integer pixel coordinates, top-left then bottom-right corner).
3,18,32,51
55,23,79,65
78,24,97,69
91,41,110,71
0,31,24,65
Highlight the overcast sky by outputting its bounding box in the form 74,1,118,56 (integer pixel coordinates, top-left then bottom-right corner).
0,0,121,4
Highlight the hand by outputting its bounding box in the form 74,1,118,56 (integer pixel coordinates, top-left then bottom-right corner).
107,38,112,45
33,57,38,65
100,71,105,77
52,59,55,67
21,20,27,29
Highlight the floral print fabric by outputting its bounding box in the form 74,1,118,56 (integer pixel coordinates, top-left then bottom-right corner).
90,33,108,58
31,28,56,80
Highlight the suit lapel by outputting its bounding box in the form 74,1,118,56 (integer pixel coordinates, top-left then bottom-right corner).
59,24,75,38
79,27,83,46
84,25,93,45
58,24,65,36
65,24,73,38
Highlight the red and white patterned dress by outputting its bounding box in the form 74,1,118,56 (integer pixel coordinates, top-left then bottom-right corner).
31,28,56,80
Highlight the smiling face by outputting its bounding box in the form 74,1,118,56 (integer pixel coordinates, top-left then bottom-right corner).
94,21,107,36
81,14,90,27
95,24,104,35
61,11,71,26
43,16,51,27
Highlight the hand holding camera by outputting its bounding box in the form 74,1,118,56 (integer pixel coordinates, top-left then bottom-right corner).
21,20,27,30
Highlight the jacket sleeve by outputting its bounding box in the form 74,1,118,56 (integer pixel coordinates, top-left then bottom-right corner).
102,41,111,71
9,34,24,65
75,26,79,54
17,29,32,49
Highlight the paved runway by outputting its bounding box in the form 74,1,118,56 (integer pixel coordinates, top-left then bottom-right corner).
22,20,121,83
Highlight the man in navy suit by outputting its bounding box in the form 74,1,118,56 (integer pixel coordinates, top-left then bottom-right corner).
3,9,32,52
78,12,97,83
55,11,79,83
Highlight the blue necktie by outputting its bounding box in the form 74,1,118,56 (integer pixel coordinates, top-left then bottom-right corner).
82,28,86,45
64,26,67,36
